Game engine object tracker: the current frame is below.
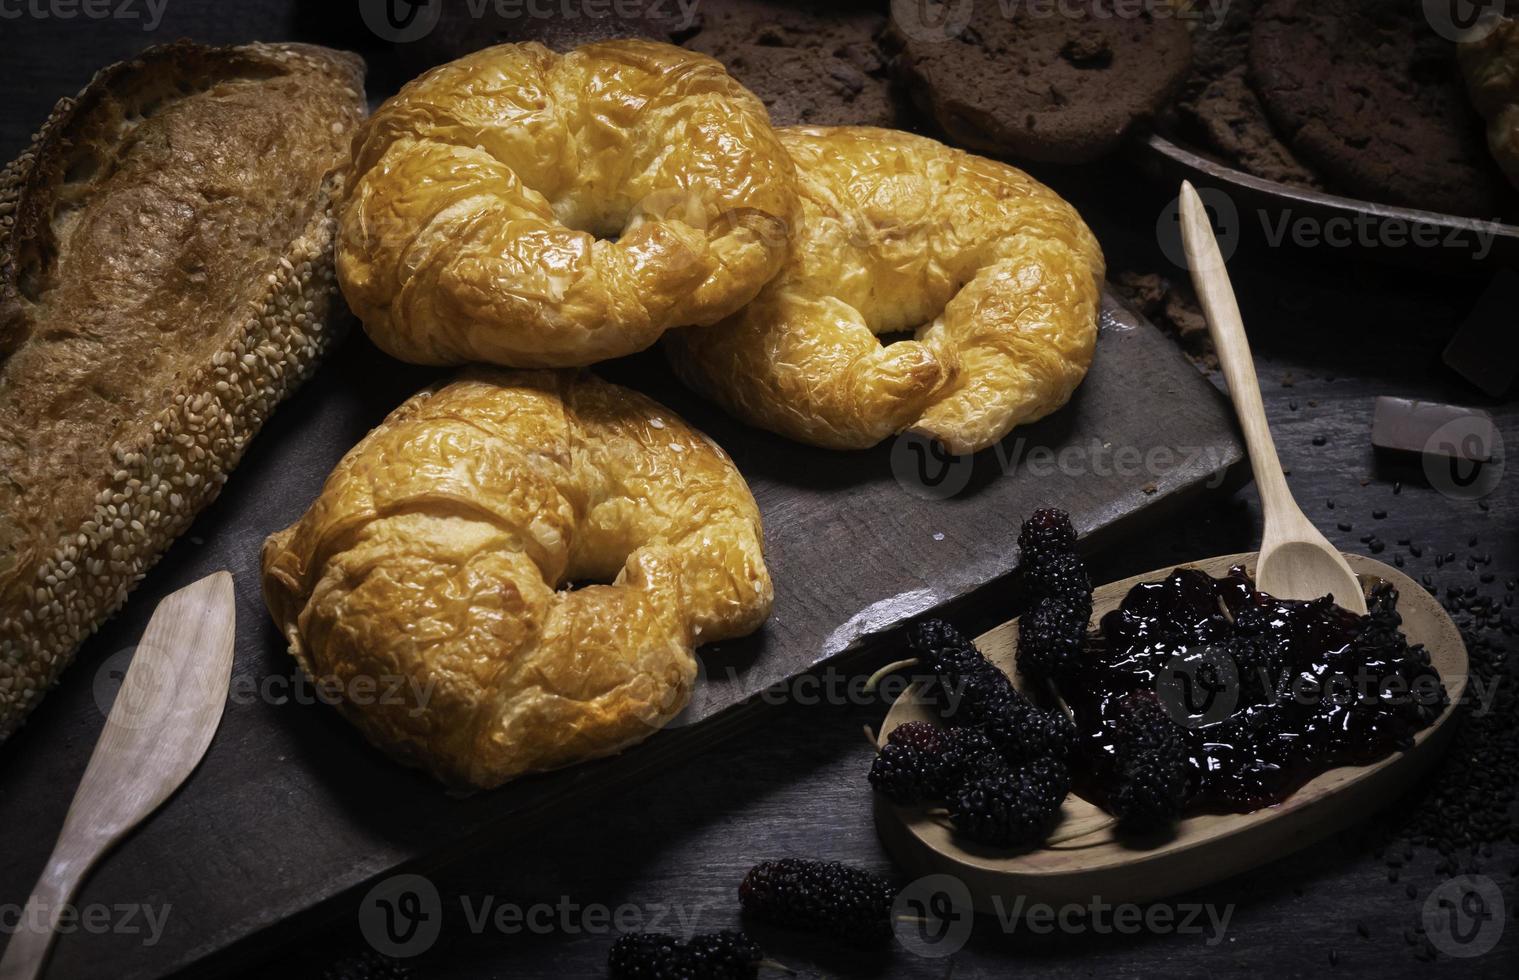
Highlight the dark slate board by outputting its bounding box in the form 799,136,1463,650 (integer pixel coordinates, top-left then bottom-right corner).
0,291,1243,980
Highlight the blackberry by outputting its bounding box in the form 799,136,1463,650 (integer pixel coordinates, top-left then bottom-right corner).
1016,601,1089,681
949,757,1071,847
321,951,413,980
1107,693,1192,829
1017,507,1077,561
739,859,895,947
608,930,762,979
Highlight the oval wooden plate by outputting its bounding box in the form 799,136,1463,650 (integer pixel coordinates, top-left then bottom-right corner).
873,552,1468,910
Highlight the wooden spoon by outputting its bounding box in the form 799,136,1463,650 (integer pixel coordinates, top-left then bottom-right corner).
1178,180,1367,614
0,572,236,980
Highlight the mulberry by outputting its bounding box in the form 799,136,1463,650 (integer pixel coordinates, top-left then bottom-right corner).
1024,551,1092,612
1107,693,1192,829
949,757,1071,847
868,741,940,804
1017,507,1077,560
883,720,944,753
908,619,1074,761
321,952,412,980
970,682,1078,761
869,725,1008,805
1014,509,1093,682
607,930,762,979
1016,601,1089,681
739,859,895,947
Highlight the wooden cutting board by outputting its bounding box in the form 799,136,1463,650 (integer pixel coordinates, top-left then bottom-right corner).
0,290,1245,979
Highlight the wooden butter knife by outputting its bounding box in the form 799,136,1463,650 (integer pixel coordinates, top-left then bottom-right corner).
0,571,236,980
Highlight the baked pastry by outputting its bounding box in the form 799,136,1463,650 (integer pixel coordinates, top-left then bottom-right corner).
0,41,365,741
885,0,1191,164
665,126,1103,455
337,39,799,369
261,370,773,789
1251,0,1506,217
1460,14,1519,190
682,0,898,127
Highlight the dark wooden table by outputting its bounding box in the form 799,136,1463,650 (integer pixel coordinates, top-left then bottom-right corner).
3,4,1514,979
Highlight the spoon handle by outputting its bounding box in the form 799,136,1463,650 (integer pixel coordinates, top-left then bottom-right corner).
1176,182,1300,544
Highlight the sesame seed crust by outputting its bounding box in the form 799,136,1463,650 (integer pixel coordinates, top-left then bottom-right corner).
0,41,366,740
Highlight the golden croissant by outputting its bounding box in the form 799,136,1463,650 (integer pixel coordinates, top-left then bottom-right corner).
336,39,799,369
260,370,773,789
665,126,1105,454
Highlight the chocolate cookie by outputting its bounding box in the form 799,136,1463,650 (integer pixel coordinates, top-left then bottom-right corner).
1173,0,1321,187
886,0,1192,163
682,0,897,127
1251,0,1507,217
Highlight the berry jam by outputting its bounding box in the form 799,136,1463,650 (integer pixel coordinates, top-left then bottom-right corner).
1054,566,1447,814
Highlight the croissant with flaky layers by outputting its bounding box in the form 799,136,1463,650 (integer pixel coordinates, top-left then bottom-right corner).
336,39,798,369
665,126,1105,455
260,370,772,789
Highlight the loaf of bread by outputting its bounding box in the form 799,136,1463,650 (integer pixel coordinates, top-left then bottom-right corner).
0,41,366,739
